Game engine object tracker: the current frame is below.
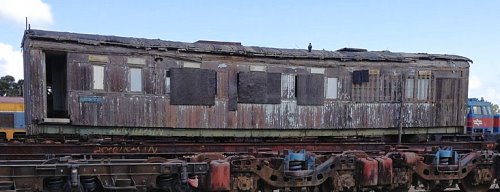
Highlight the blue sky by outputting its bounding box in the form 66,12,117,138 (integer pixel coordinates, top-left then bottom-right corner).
0,0,499,104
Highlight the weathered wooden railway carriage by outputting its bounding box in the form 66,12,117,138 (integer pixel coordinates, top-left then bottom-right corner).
22,30,470,138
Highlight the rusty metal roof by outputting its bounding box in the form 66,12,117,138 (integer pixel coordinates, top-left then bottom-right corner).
23,29,472,63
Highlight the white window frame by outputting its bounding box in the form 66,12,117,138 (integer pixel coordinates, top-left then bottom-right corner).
405,78,414,99
129,67,143,92
417,78,430,100
165,70,171,94
325,77,338,99
92,65,105,90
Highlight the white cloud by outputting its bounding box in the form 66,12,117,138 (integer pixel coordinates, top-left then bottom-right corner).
469,75,482,90
468,75,500,105
0,0,53,27
484,87,500,105
0,42,23,80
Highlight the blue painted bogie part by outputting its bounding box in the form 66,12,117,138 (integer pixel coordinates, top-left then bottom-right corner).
433,147,459,165
284,149,315,172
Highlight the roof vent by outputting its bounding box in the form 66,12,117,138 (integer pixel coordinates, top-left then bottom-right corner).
195,40,242,46
336,47,368,52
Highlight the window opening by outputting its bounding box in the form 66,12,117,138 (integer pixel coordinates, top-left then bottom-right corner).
44,51,68,118
130,68,142,92
92,65,104,90
326,77,338,99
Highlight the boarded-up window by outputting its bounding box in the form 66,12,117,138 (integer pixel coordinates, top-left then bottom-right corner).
170,68,217,105
296,74,325,105
238,72,281,104
326,77,338,99
130,68,142,92
352,70,369,84
92,65,104,90
0,113,14,128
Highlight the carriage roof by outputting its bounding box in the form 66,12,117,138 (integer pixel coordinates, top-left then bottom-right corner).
23,29,471,63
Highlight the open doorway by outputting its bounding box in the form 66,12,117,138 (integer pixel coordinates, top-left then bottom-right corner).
45,51,68,118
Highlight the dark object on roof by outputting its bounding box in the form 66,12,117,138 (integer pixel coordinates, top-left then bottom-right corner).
337,47,368,52
308,43,312,52
195,40,242,46
23,29,472,63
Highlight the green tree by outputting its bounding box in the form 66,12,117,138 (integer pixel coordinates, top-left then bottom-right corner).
493,103,499,114
0,75,23,96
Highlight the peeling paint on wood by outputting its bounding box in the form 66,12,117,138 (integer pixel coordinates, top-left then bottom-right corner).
127,57,146,65
22,29,471,137
88,55,109,63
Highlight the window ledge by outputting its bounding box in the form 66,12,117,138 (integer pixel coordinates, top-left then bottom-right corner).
42,118,70,124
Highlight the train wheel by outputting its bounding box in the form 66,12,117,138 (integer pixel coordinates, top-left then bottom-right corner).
43,176,69,192
80,176,104,192
428,183,449,192
459,180,491,192
257,179,274,192
318,178,333,192
458,170,493,192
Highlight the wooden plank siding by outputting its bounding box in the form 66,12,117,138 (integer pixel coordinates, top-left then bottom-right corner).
22,30,471,136
62,56,468,130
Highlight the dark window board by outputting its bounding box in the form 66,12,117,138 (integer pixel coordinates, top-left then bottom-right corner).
353,70,369,84
238,72,281,104
170,68,217,105
296,74,325,105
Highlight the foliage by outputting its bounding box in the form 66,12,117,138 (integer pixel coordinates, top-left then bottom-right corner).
0,75,23,96
493,104,499,115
